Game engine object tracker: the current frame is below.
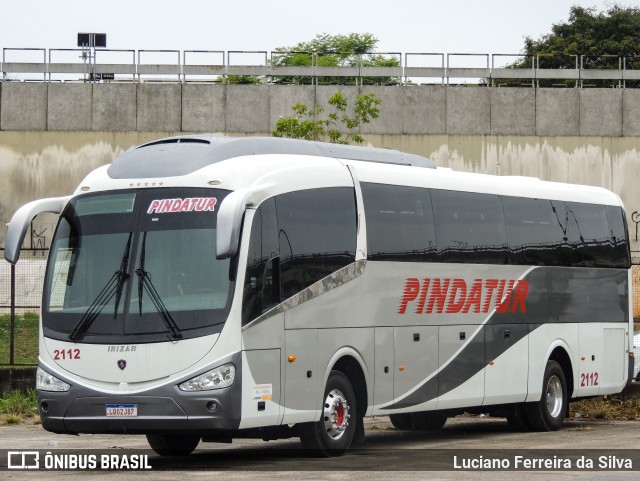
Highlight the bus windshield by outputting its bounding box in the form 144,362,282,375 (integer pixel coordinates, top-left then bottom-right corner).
43,187,233,343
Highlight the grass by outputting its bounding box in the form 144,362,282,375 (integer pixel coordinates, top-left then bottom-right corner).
0,312,39,365
0,388,39,425
570,394,640,421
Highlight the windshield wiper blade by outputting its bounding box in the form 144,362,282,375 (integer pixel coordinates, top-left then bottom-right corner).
68,233,132,342
135,231,183,340
113,233,132,318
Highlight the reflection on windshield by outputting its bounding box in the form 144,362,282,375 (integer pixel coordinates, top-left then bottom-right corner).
68,233,132,342
130,229,230,316
43,188,233,343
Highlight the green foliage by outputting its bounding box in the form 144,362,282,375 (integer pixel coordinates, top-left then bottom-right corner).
214,75,263,84
272,33,400,85
0,312,39,365
272,91,381,145
523,5,640,61
506,4,640,86
570,394,640,421
0,388,38,418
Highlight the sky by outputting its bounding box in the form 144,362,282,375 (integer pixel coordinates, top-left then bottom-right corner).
1,1,639,64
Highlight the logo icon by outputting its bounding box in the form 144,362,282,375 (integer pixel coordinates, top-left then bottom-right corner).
8,451,40,469
117,359,127,370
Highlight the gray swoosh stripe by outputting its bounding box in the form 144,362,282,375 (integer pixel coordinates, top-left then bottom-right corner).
382,266,628,410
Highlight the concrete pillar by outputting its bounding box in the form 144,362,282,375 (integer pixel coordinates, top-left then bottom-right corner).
137,83,182,131
0,83,47,131
580,89,622,137
536,89,579,136
225,84,270,133
182,84,226,132
403,86,446,135
446,87,491,135
491,88,535,135
92,84,137,131
47,83,92,131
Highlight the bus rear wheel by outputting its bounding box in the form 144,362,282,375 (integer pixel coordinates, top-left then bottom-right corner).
412,411,447,430
389,413,413,430
299,370,356,457
146,433,200,456
390,412,446,431
525,360,567,431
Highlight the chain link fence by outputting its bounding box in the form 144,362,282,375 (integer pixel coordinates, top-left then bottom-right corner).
0,247,47,365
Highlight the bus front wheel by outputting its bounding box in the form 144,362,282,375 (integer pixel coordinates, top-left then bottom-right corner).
299,370,356,457
525,360,567,431
146,433,200,456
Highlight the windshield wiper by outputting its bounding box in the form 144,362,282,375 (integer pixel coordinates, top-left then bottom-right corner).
135,231,183,340
68,233,132,342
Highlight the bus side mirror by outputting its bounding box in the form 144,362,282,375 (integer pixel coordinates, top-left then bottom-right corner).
4,196,70,265
216,190,248,259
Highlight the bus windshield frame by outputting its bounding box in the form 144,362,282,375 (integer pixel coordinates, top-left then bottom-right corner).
42,187,235,344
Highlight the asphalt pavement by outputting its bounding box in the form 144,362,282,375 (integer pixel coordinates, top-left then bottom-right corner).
1,415,639,480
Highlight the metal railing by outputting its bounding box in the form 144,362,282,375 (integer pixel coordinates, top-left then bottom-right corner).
3,48,640,86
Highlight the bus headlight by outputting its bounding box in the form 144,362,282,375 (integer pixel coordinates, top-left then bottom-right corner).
179,364,236,391
36,367,71,392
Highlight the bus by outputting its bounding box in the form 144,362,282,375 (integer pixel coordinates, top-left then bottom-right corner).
4,135,634,457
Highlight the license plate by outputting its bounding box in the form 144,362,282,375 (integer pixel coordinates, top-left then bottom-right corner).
106,404,138,417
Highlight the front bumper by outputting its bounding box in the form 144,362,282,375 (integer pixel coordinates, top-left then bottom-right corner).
38,352,242,435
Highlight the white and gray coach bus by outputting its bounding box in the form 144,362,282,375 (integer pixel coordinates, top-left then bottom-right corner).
4,135,633,456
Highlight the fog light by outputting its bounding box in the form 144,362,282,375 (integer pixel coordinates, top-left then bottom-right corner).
206,401,218,412
41,402,48,413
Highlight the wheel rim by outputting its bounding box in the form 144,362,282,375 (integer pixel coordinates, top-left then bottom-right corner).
545,374,563,418
323,388,351,440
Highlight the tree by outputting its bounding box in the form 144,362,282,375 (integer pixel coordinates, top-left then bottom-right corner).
505,5,640,86
272,33,400,85
272,91,381,145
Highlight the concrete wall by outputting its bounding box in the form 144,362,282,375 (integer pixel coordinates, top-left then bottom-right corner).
2,83,640,136
0,367,36,394
2,131,640,253
1,83,640,250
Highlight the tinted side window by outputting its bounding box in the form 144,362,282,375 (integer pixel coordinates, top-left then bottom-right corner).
431,190,508,264
276,188,357,300
361,183,437,261
565,202,611,267
503,197,571,266
242,198,279,325
606,205,631,268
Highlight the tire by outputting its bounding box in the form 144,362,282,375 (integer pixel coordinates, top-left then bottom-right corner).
525,360,568,431
411,411,447,431
299,370,356,457
389,413,413,430
146,433,200,456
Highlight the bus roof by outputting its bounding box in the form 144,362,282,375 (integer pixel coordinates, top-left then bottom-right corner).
94,134,622,208
107,135,436,179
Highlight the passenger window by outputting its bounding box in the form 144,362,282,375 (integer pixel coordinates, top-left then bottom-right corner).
503,197,570,266
431,190,508,264
242,198,279,325
565,202,611,267
276,188,357,300
361,183,437,261
606,205,631,268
